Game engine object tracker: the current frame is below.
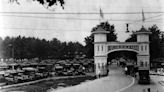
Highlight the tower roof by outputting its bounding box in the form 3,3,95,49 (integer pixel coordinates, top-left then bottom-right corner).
134,26,151,35
91,27,109,34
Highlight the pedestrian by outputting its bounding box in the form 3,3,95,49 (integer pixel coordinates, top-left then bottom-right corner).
125,67,128,75
97,69,101,78
107,69,109,76
147,88,150,92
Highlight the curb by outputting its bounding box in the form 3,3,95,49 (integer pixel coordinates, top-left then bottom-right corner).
115,76,135,92
0,75,89,89
159,81,164,86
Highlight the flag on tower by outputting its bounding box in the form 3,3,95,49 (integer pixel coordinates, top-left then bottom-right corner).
100,8,104,19
142,9,145,22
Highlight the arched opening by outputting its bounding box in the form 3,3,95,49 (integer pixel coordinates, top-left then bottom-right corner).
107,50,138,76
107,50,138,64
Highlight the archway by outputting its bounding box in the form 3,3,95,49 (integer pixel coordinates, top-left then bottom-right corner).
92,26,151,83
107,50,138,65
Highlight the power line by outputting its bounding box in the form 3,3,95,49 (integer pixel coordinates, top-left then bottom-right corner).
0,14,140,22
127,14,164,24
1,11,164,15
2,27,81,31
1,14,163,24
1,27,128,32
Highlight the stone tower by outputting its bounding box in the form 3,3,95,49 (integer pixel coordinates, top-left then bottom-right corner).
134,26,151,70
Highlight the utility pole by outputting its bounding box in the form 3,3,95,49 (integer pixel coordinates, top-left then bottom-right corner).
8,44,14,59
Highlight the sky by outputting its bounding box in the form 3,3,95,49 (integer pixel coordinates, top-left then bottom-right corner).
0,0,164,45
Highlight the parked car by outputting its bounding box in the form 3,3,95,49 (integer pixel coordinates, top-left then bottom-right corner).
35,72,44,78
157,68,164,75
63,70,73,76
16,72,30,82
0,71,5,78
5,72,19,83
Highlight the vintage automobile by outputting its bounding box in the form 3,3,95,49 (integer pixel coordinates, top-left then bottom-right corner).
5,72,19,83
35,72,44,79
54,65,64,76
138,70,150,84
16,72,30,82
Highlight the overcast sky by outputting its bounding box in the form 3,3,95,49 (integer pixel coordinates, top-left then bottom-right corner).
0,0,164,45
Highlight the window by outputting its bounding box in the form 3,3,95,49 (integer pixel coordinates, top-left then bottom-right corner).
140,61,144,67
102,46,103,51
145,62,147,67
97,46,99,51
141,46,143,51
102,63,104,69
98,63,100,69
145,45,147,51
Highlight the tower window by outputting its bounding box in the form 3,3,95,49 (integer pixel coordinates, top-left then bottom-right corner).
98,46,99,51
102,63,104,69
140,61,144,67
141,46,143,51
145,62,147,67
98,63,100,69
145,45,147,51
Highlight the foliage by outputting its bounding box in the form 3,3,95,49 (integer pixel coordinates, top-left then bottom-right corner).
149,25,162,59
84,35,94,58
84,21,117,58
125,32,137,42
9,0,65,9
1,36,84,59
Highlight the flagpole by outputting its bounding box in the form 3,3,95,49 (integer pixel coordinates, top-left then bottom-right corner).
99,7,104,23
142,9,145,27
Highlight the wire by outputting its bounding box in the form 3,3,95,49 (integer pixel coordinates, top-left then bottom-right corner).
145,14,164,20
2,27,129,32
2,27,80,31
0,14,140,22
1,11,164,15
127,14,164,25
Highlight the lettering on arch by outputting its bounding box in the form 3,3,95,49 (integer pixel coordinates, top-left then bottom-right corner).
108,45,139,52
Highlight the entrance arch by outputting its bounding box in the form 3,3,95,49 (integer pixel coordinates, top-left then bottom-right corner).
92,26,151,76
107,50,138,61
107,50,138,66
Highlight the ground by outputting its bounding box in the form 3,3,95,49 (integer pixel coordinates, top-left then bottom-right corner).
122,75,164,92
0,76,95,92
1,65,164,92
50,65,134,92
51,65,164,92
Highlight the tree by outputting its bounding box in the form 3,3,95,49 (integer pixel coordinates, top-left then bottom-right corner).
84,35,94,58
149,25,162,59
9,0,65,9
0,37,3,58
91,21,117,41
84,21,117,58
125,32,137,42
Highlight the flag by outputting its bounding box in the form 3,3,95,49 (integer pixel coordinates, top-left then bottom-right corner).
100,8,104,19
142,9,145,22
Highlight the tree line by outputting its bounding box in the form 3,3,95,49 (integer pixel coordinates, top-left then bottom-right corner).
0,36,84,59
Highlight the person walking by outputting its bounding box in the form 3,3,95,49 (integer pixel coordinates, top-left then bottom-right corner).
97,69,101,78
125,66,128,75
